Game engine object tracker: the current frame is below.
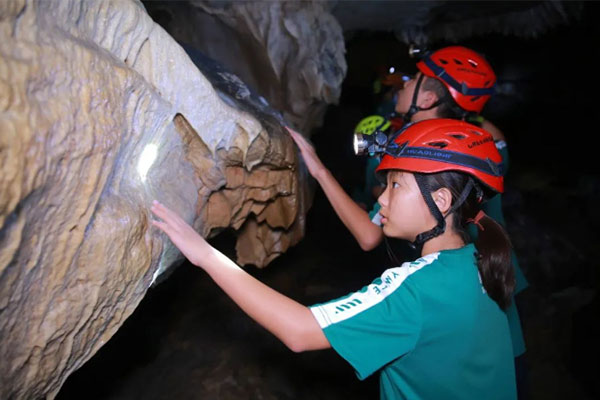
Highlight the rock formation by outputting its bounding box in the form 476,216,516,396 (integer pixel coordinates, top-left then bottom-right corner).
143,0,346,133
0,0,345,398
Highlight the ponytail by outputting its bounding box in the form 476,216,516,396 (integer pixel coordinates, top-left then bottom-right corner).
422,171,516,310
470,211,515,310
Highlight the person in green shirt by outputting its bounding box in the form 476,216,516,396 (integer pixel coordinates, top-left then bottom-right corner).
151,118,517,399
292,46,528,387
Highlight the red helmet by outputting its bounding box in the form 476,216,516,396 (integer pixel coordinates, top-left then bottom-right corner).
376,119,503,193
416,46,496,113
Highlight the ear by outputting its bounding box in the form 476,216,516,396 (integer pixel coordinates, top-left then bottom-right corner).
432,187,453,214
417,88,439,109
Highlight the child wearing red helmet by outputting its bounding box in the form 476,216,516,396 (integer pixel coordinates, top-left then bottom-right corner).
151,119,517,400
289,45,528,367
289,45,507,254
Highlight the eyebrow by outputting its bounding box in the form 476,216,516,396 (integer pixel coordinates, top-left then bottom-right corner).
389,171,405,183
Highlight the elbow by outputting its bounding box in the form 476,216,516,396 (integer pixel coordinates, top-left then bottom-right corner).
358,240,377,252
357,232,383,251
282,334,310,353
280,322,326,353
276,307,329,353
286,340,308,354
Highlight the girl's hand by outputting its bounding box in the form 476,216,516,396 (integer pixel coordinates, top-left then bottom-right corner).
286,127,327,179
150,200,211,267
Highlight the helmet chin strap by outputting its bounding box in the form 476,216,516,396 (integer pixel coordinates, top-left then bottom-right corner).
411,175,476,250
402,74,444,122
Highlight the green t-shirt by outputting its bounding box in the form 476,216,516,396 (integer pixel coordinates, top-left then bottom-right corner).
369,139,527,358
310,244,517,400
369,201,382,226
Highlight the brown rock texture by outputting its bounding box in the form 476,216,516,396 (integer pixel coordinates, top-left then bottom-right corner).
0,0,343,398
143,0,348,132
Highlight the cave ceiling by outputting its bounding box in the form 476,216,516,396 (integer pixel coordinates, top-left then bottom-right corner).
330,1,581,43
166,1,582,43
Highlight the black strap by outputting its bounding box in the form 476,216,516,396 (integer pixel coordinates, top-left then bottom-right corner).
413,174,446,246
423,57,495,96
403,74,426,122
447,178,474,216
412,175,476,248
403,72,463,122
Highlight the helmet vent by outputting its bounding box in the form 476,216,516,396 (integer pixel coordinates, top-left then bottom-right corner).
439,58,449,65
468,60,478,68
470,96,481,102
484,80,491,87
448,133,467,140
468,129,483,136
453,58,463,65
427,141,449,149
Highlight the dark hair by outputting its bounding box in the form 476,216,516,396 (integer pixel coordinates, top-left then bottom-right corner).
421,77,471,121
417,170,515,309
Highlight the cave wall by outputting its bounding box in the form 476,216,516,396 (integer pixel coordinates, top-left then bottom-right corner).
143,0,347,133
141,0,349,267
0,0,346,398
1,0,595,398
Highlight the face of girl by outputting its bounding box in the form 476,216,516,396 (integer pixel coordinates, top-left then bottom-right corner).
377,171,437,241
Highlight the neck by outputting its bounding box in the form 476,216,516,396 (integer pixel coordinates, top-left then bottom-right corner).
411,108,440,123
420,229,465,256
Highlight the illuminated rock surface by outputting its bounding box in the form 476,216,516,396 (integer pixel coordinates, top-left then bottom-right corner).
0,0,344,398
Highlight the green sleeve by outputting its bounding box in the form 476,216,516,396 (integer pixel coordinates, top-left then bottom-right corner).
311,269,422,379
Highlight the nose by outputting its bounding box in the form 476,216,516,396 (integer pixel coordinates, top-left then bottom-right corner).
378,184,390,208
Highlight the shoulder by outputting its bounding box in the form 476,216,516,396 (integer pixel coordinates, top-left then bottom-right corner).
480,119,505,142
406,246,480,291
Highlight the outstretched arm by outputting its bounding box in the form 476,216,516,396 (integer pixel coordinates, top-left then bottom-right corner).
151,201,330,352
287,127,384,251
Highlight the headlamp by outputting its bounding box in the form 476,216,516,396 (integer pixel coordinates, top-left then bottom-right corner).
408,44,427,59
353,130,389,156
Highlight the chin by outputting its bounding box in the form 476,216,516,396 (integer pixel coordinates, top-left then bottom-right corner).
384,226,415,242
382,225,391,237
382,225,400,240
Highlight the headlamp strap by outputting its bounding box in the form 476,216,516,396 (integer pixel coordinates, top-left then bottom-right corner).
423,57,496,96
385,140,408,158
390,145,504,177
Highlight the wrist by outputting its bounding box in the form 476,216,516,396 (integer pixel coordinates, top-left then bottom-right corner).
313,166,330,183
188,240,214,269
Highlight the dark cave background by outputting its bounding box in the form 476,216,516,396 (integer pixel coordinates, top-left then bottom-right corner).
57,3,599,399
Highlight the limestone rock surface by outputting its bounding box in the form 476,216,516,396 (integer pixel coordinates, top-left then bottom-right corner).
0,0,344,398
143,0,347,132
